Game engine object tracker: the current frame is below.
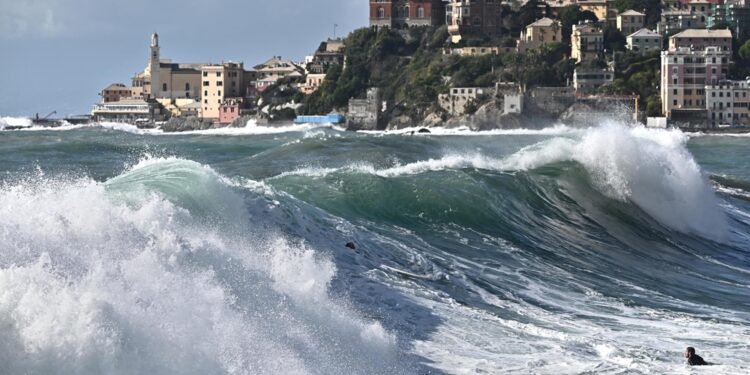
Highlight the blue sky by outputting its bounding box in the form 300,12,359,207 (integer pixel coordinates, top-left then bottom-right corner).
0,0,366,117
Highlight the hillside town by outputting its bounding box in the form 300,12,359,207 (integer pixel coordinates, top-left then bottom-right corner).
92,0,750,130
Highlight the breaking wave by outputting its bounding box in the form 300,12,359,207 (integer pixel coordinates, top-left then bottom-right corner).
0,158,410,375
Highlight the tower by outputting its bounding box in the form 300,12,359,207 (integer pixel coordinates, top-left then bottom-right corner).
149,33,161,98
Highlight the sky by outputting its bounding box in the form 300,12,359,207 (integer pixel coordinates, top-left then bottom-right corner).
0,0,366,117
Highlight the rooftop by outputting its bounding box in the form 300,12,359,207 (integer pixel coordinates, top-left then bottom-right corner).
527,17,558,27
672,29,733,39
628,28,661,37
620,10,645,16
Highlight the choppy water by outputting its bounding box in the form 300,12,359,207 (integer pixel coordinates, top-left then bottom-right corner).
0,120,748,374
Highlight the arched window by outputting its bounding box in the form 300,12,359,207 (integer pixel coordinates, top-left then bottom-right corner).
404,5,410,18
417,6,424,18
185,83,190,91
162,83,168,92
377,6,384,19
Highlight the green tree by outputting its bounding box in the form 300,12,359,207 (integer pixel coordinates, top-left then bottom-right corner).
740,39,750,60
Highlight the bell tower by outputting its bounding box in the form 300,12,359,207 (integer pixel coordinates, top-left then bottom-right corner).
148,33,161,98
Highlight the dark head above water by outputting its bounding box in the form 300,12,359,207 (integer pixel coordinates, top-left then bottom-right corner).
684,347,708,366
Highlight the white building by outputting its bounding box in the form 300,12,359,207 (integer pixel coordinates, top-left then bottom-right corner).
438,87,487,115
706,79,750,127
626,28,663,54
574,68,614,94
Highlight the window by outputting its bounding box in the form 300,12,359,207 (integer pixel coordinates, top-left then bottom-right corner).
417,6,424,18
205,90,208,96
377,6,384,19
162,83,167,92
203,72,208,77
218,90,221,96
203,81,210,86
185,83,190,91
217,81,223,87
216,72,222,77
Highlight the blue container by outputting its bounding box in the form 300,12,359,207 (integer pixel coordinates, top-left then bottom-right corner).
295,114,345,124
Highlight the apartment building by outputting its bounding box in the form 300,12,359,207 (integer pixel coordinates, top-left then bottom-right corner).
657,11,706,35
445,0,503,43
100,83,132,103
660,46,731,117
369,0,445,28
571,22,604,63
201,63,246,120
706,79,750,126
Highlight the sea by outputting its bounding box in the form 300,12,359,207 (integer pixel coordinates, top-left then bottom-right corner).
0,117,748,374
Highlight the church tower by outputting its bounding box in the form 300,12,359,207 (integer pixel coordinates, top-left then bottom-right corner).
148,33,161,98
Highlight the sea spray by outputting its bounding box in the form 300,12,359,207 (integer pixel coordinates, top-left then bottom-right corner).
0,160,408,375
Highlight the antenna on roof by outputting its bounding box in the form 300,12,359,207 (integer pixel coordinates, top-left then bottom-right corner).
334,24,339,39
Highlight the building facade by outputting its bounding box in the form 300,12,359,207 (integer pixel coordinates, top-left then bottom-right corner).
706,79,750,127
617,10,646,34
100,83,132,103
657,11,706,35
574,68,615,94
438,87,487,115
668,29,732,51
661,46,731,118
201,63,246,120
131,34,203,101
626,28,663,53
571,23,604,63
517,18,563,52
91,99,167,123
369,0,445,28
445,0,503,43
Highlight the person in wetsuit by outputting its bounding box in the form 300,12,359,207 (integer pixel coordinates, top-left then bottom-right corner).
684,347,708,366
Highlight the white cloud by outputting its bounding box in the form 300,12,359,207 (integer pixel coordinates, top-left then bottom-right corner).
0,0,63,38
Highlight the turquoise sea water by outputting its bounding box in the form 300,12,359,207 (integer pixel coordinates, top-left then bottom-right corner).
0,121,748,374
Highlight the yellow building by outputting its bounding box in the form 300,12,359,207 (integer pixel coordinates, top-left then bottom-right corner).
577,0,609,22
200,63,246,120
131,34,204,101
517,18,562,52
571,23,604,63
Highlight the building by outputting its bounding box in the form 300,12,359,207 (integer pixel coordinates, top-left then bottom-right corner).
201,62,246,120
573,68,614,94
253,56,304,92
301,73,327,95
91,98,167,123
706,79,750,127
710,2,750,35
660,46,731,118
438,87,488,115
517,18,563,52
668,29,732,52
626,28,663,54
443,46,512,56
657,11,706,35
689,0,713,16
662,0,683,11
218,98,247,124
577,0,610,22
130,34,203,100
571,22,605,63
445,0,503,43
617,10,646,34
369,0,446,28
347,88,382,130
100,83,132,103
306,39,346,74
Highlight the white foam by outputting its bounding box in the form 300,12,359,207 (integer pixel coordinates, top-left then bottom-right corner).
173,119,337,136
0,116,33,130
0,159,407,374
359,124,584,136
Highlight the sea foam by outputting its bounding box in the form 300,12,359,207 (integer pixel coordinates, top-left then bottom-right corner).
0,159,406,375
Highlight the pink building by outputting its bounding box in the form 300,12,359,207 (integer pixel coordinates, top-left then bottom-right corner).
219,98,246,124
